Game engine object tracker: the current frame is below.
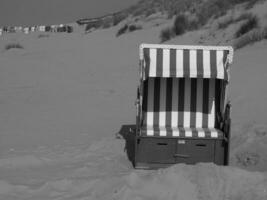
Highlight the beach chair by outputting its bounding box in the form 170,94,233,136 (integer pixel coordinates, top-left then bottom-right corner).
134,44,233,169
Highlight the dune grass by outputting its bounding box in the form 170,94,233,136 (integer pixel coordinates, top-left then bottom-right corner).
235,15,259,38
5,43,24,51
218,13,253,30
160,27,174,42
234,27,267,49
38,34,50,38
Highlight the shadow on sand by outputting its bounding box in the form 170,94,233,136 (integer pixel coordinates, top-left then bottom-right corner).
117,124,136,165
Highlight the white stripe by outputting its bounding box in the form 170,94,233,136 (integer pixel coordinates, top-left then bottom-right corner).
159,128,167,136
147,129,154,136
159,79,166,127
149,49,157,77
172,127,180,137
189,50,197,77
185,128,192,137
159,111,166,128
176,50,183,77
171,79,179,127
208,79,215,128
147,112,154,127
210,128,218,138
216,50,224,79
163,49,170,77
146,79,154,126
183,79,191,127
171,112,178,128
195,79,203,127
197,128,205,138
203,50,211,78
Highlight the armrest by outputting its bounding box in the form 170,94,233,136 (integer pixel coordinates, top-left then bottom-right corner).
136,88,141,133
223,102,231,139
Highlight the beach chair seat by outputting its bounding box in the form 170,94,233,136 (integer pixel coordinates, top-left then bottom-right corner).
141,77,223,138
140,127,224,138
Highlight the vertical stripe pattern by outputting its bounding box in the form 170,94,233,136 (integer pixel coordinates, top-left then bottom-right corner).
143,48,230,81
142,78,224,138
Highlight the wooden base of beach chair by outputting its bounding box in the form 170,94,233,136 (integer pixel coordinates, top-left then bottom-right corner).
134,137,228,169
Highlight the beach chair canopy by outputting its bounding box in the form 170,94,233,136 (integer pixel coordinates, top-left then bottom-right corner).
140,44,233,81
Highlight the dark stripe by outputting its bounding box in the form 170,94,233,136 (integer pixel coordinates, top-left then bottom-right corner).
210,50,217,79
215,80,221,128
143,48,150,77
197,50,204,78
203,128,211,138
190,78,197,127
142,80,148,112
166,78,173,127
179,127,186,137
202,79,209,127
183,50,190,78
178,78,185,127
166,78,173,112
166,126,173,137
170,49,177,77
156,49,163,77
153,127,160,137
153,78,160,126
191,128,198,137
223,50,229,81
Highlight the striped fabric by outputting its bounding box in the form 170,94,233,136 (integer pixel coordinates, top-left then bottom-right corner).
140,127,223,138
142,47,230,81
141,78,224,138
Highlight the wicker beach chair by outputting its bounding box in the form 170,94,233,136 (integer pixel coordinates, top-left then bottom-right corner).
134,44,233,169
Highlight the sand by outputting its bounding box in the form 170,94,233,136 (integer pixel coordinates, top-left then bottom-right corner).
0,5,267,199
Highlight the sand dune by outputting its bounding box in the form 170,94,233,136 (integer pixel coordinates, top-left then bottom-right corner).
0,4,267,199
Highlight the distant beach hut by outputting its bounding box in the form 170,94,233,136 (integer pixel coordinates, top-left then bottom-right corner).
8,27,15,33
45,26,52,32
16,26,23,32
51,25,57,32
3,26,8,33
39,26,45,32
24,27,29,34
66,26,73,33
30,26,35,32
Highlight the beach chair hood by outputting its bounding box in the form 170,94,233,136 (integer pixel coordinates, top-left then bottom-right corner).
140,44,233,81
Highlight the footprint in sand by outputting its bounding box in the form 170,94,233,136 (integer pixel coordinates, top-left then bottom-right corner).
253,125,267,137
236,151,260,167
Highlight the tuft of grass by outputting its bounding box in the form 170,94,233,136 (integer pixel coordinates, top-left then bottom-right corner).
113,13,127,26
116,24,128,37
160,27,174,42
128,24,142,32
38,34,50,38
234,27,267,49
173,14,188,35
5,43,24,51
85,22,102,32
235,15,258,38
218,13,253,30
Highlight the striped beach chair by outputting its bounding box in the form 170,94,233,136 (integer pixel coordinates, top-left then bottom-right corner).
134,44,233,169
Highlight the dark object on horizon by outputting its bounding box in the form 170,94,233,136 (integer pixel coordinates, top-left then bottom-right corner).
173,14,188,36
57,26,67,33
235,15,258,38
66,26,73,33
116,24,128,37
45,26,52,32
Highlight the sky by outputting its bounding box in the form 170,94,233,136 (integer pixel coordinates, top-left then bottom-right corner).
0,0,139,26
